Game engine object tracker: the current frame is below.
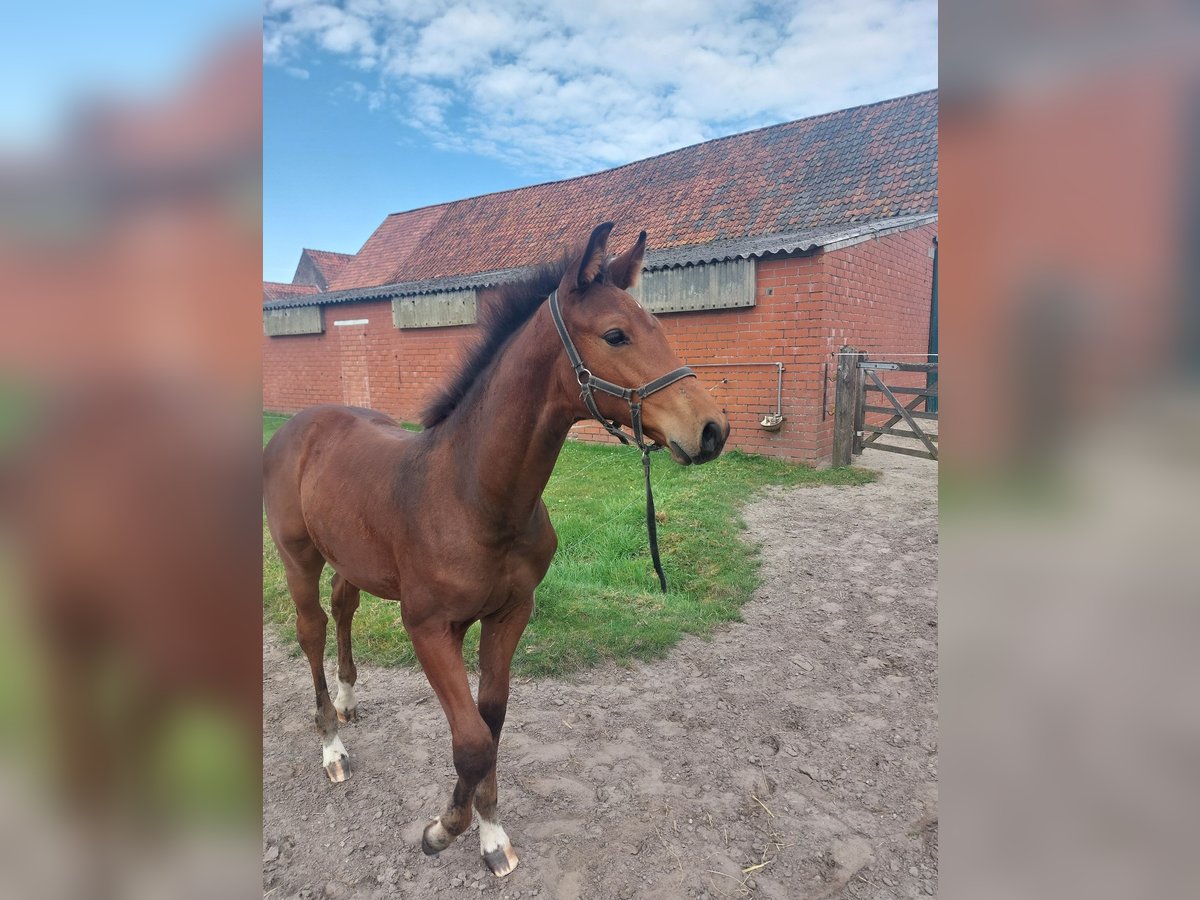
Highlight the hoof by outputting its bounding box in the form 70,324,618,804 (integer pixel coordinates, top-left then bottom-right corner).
336,707,359,724
421,819,453,855
324,754,350,783
483,845,519,878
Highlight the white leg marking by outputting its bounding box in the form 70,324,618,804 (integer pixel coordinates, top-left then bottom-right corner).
333,679,357,714
321,734,348,767
479,819,510,855
479,817,519,876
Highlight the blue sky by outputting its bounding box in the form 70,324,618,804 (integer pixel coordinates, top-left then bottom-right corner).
264,0,938,282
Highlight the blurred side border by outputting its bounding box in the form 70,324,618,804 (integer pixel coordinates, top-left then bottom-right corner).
0,8,262,900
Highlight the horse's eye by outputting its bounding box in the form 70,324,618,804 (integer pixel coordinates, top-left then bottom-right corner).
603,329,629,346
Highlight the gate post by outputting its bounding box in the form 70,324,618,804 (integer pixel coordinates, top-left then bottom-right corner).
833,346,861,467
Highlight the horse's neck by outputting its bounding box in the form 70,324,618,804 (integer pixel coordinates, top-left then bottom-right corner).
432,307,576,525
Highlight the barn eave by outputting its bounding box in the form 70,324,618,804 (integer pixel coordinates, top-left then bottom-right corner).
261,212,937,311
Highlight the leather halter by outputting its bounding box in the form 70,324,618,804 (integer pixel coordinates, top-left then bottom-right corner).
548,289,695,451
548,288,696,592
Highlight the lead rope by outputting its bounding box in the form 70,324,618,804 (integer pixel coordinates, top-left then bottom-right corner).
549,288,695,594
642,449,667,592
630,396,668,593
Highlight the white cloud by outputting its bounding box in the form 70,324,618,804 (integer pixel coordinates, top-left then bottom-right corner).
342,80,389,112
265,0,937,175
286,66,311,79
404,5,541,78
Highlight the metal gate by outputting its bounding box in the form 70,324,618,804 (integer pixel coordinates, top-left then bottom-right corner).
833,347,938,465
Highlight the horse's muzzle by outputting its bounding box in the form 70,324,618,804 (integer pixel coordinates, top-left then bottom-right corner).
670,419,727,466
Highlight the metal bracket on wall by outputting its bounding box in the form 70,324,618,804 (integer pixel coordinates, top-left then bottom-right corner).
688,361,786,431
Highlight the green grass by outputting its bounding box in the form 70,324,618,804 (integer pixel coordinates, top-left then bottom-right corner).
263,414,875,677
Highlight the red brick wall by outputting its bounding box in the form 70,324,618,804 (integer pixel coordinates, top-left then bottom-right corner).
262,316,341,411
262,302,474,416
642,251,829,461
358,306,472,417
262,223,936,465
819,223,938,445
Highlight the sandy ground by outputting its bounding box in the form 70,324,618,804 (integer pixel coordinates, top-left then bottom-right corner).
262,444,938,900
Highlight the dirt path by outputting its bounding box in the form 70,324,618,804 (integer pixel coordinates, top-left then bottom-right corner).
263,448,938,900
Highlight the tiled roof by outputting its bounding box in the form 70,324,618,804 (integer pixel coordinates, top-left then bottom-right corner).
323,90,936,293
301,249,354,285
263,281,320,301
326,205,448,291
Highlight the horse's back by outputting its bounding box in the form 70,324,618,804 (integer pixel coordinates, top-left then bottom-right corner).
268,402,403,446
263,405,417,534
265,404,412,467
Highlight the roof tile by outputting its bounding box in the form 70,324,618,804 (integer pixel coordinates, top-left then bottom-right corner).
263,281,319,301
299,249,354,286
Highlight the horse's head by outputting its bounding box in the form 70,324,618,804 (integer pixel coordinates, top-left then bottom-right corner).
555,222,729,465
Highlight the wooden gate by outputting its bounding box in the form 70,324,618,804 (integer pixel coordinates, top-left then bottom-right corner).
833,347,938,465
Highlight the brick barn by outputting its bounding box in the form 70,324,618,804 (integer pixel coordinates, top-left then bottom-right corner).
263,90,937,465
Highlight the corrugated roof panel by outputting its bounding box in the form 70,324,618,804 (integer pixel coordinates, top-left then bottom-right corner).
262,213,936,311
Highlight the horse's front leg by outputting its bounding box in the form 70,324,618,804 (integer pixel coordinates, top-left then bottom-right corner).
406,619,495,857
474,599,533,877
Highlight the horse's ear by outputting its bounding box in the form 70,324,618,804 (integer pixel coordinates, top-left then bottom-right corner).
576,221,614,291
608,230,647,290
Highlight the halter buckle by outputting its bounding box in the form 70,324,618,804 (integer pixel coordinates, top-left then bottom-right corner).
576,368,592,387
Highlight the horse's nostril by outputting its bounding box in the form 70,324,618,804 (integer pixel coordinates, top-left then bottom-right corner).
701,420,724,457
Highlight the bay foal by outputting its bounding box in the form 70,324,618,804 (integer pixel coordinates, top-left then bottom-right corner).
263,222,729,876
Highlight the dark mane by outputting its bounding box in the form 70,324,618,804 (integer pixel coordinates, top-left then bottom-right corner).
420,258,568,428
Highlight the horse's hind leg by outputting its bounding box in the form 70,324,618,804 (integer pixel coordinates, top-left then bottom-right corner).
282,541,349,782
330,573,361,723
